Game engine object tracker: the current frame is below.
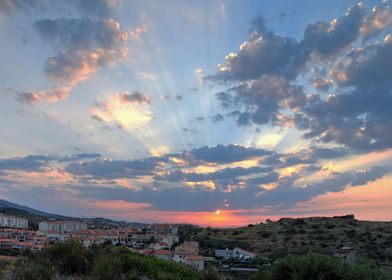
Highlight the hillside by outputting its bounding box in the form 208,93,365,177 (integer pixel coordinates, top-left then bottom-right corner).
193,215,392,268
0,199,69,220
0,199,142,230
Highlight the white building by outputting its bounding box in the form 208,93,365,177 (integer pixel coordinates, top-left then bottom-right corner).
39,221,87,233
0,214,28,229
215,248,234,259
215,247,256,260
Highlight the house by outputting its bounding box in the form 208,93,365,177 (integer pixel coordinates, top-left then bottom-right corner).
233,247,256,260
336,246,357,265
184,255,204,270
215,248,234,259
214,247,256,260
151,249,172,260
174,241,199,255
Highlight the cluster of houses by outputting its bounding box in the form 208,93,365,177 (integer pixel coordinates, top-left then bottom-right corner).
0,213,260,272
142,241,205,270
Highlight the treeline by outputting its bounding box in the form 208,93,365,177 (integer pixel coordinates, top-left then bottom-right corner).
250,253,391,280
0,241,390,279
0,241,202,280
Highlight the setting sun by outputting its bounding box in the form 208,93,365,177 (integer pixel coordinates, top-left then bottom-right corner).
215,210,221,215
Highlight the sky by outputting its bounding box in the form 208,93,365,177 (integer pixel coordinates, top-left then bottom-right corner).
1,0,392,227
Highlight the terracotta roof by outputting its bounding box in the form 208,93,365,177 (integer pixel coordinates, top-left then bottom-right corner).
184,255,204,261
153,250,171,255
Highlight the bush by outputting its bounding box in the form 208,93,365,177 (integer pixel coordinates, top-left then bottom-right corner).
3,241,201,280
251,253,391,280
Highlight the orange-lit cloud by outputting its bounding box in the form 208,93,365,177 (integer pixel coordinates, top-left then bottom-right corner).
91,92,153,130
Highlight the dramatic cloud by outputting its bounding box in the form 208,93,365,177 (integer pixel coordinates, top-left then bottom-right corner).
13,18,128,104
301,2,365,57
216,75,306,126
361,3,392,40
208,3,365,83
209,3,392,153
303,34,392,151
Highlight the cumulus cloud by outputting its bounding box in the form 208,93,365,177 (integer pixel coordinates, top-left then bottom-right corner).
302,34,392,151
208,3,365,83
301,2,365,57
34,18,128,83
208,3,392,153
216,75,306,126
11,18,128,104
361,3,392,40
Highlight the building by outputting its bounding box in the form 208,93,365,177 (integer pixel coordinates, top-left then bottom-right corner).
38,221,87,233
0,228,48,251
233,247,256,260
174,241,199,255
336,246,357,265
215,248,234,259
151,249,172,260
184,255,204,270
214,247,256,260
0,214,28,229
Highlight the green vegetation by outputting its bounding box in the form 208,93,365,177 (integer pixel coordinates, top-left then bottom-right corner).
193,215,392,267
250,253,391,280
0,241,202,280
0,242,390,279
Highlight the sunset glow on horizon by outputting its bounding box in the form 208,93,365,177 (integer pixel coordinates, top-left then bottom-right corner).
1,0,392,226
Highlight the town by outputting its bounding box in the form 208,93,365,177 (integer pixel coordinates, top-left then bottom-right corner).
0,213,259,272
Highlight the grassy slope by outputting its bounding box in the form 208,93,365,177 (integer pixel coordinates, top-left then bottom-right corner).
194,215,392,267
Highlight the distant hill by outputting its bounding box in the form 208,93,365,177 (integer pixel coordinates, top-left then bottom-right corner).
0,199,72,219
0,199,143,230
193,215,392,270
